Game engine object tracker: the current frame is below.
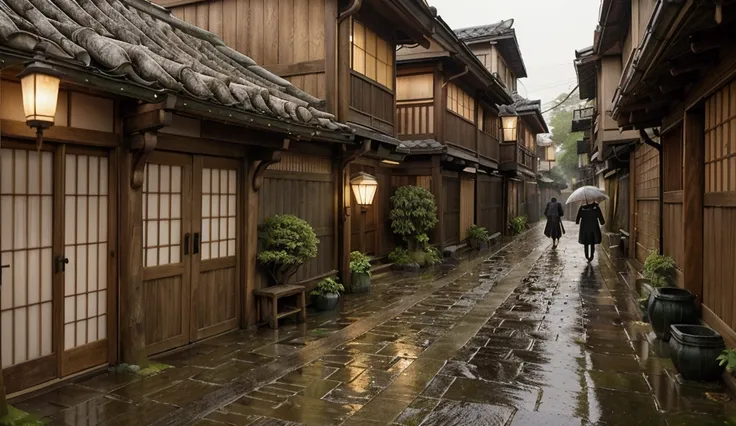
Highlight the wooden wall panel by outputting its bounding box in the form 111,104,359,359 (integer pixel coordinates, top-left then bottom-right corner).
478,175,503,235
143,276,184,348
196,267,237,330
634,143,660,263
349,74,395,135
443,176,460,245
662,123,683,192
478,131,499,161
704,206,736,331
459,177,475,240
445,111,476,153
663,202,683,278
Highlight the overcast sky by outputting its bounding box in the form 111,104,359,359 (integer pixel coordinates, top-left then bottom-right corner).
427,0,600,110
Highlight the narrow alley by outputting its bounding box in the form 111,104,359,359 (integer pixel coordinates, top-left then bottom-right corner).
13,225,735,426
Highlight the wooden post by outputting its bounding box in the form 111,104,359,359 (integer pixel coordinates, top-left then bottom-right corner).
119,133,156,367
682,108,705,301
431,155,444,247
336,161,351,285
337,16,351,123
244,158,260,326
629,147,637,255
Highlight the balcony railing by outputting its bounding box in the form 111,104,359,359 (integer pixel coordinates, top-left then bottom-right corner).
572,107,595,132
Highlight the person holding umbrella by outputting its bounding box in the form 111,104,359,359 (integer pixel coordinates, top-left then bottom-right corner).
544,197,564,248
566,186,609,262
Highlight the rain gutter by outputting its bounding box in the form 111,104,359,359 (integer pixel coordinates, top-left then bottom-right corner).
639,128,664,255
611,0,690,122
338,0,362,23
442,66,469,88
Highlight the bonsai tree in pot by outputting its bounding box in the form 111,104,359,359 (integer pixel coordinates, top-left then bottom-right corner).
389,186,440,267
349,251,372,293
257,214,318,285
466,224,490,249
311,277,344,311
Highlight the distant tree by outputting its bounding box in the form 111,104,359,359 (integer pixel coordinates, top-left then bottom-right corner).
546,90,585,180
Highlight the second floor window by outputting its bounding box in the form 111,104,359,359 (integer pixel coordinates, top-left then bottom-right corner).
446,82,475,122
352,21,394,90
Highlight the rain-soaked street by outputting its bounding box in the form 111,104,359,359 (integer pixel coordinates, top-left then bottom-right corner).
13,224,736,425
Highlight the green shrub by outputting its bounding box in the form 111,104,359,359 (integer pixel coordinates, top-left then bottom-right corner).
509,216,528,235
310,277,345,296
643,250,675,287
257,214,318,284
390,186,438,250
350,251,372,276
388,247,414,266
466,224,490,243
717,349,736,373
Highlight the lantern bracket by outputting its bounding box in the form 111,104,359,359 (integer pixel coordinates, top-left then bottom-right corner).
130,132,158,189
340,139,371,171
252,139,290,192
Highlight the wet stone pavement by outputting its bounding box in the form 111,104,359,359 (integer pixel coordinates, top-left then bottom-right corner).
13,224,736,425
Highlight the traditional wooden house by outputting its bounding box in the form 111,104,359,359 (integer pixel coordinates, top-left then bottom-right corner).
455,21,547,227
594,0,736,352
394,16,512,247
0,0,436,397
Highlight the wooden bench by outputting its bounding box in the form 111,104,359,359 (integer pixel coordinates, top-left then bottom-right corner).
254,284,307,329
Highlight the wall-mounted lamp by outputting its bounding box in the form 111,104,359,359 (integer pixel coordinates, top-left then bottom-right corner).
350,172,378,206
498,104,519,143
381,159,400,165
19,50,61,151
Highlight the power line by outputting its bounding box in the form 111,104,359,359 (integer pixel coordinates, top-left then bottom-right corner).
541,85,580,114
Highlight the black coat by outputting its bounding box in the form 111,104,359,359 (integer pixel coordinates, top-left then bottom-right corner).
544,201,564,239
576,203,605,245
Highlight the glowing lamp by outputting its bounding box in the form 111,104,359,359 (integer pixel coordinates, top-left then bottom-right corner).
498,104,519,142
350,172,378,206
18,51,61,150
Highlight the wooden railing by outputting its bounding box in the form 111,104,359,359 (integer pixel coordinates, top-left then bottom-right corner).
397,101,434,137
478,130,499,161
518,145,534,170
349,72,395,135
500,142,535,172
445,110,476,152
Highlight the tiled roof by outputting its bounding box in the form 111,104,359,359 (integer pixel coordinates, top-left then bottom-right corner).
511,92,541,113
0,0,350,132
398,138,444,153
453,19,514,41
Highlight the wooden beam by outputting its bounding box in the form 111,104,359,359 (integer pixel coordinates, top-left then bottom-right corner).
669,51,720,76
324,0,338,115
200,120,295,148
123,108,172,135
253,151,283,192
262,59,327,78
682,107,704,302
129,132,157,189
0,119,119,147
244,159,260,326
337,16,351,122
431,155,444,247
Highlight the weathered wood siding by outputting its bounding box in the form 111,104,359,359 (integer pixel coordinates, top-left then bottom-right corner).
703,81,736,331
258,153,335,288
662,123,684,284
349,74,395,135
170,0,327,100
459,176,475,240
634,143,660,264
477,175,503,235
478,131,499,161
445,111,476,153
443,174,460,245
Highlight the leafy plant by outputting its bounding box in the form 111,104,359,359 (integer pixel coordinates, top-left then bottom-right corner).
509,216,528,235
717,349,736,373
390,186,438,250
643,250,675,287
257,214,319,284
310,277,345,297
420,246,442,266
466,224,490,243
350,251,372,276
388,247,414,266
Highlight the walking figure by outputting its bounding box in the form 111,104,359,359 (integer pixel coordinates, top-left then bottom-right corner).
544,197,564,248
576,202,605,262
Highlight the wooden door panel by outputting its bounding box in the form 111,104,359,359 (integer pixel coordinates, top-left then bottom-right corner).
191,157,240,341
0,144,57,391
143,152,192,355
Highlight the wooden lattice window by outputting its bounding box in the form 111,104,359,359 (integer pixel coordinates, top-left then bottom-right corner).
351,20,394,90
143,164,183,267
447,82,475,122
705,81,736,193
200,168,237,260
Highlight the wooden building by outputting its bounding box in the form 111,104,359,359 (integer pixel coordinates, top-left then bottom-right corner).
394,16,513,246
0,0,436,396
582,0,736,350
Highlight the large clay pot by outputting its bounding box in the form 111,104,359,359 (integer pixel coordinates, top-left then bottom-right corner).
669,324,725,382
350,272,371,294
648,287,698,341
312,293,339,311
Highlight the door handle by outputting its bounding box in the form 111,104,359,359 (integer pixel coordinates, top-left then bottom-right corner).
0,264,9,287
184,233,191,255
193,233,200,255
55,256,69,273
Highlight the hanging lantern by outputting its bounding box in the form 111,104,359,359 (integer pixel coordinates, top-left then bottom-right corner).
498,104,519,142
18,50,62,150
350,172,378,206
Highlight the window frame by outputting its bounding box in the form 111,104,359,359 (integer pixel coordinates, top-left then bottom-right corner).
351,19,395,91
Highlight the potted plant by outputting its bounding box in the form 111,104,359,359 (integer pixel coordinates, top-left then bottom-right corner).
669,325,725,381
717,348,736,375
388,247,420,273
643,250,676,287
389,185,440,267
349,251,372,293
311,277,344,311
257,214,318,285
466,224,490,250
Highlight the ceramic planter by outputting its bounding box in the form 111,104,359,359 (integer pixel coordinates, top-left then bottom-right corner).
312,293,339,311
669,324,725,382
350,272,371,294
648,287,698,341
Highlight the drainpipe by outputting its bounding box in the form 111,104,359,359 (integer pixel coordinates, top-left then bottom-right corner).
640,128,664,255
338,0,363,23
442,66,469,88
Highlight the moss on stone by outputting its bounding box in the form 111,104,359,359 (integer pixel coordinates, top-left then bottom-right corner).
135,362,174,377
0,406,44,426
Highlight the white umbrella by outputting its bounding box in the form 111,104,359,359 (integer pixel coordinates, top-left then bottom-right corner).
566,185,609,205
